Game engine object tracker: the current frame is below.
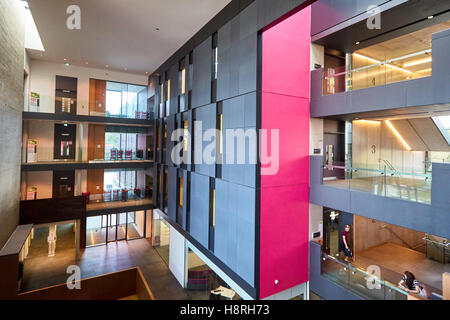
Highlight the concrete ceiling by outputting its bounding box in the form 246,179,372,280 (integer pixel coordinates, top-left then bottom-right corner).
27,0,231,75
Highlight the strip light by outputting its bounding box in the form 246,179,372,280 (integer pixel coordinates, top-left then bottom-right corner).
386,120,412,151
403,57,432,68
353,53,412,74
354,120,381,124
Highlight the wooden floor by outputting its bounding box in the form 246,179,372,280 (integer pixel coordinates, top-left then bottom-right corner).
21,226,189,300
355,242,449,293
87,198,152,211
324,175,431,203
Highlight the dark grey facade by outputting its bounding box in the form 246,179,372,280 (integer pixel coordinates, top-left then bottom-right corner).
149,0,312,299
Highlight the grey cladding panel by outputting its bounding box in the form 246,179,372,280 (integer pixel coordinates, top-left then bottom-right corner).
192,37,212,109
214,179,255,286
217,2,258,101
189,173,210,248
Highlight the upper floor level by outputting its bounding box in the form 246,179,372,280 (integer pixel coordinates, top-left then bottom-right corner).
311,10,450,118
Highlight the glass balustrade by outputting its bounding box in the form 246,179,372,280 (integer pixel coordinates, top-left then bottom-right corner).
322,164,432,204
321,254,409,300
322,49,432,95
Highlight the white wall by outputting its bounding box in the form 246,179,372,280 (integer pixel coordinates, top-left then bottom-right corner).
169,225,186,287
22,171,53,200
26,120,54,162
28,60,148,114
309,203,323,241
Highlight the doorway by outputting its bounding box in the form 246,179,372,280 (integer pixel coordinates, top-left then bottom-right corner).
54,123,77,160
86,211,146,247
323,208,354,258
52,170,75,198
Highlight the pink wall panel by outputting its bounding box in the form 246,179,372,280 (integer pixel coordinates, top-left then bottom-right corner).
261,6,311,99
259,6,311,299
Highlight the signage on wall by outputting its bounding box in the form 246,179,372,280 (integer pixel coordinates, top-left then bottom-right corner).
30,92,40,110
27,139,37,163
26,187,37,200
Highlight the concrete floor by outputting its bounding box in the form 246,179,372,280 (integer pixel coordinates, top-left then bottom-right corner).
324,175,431,203
355,242,449,293
21,225,189,300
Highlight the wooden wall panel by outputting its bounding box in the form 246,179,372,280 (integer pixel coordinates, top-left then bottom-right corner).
88,124,105,161
444,273,450,300
89,79,106,115
87,169,104,195
354,215,425,253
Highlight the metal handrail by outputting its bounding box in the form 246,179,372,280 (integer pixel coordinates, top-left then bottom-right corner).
323,164,432,179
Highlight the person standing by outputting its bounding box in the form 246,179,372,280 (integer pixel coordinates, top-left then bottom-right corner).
340,224,353,262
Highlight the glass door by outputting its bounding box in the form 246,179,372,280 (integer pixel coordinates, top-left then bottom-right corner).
107,214,117,243
117,213,127,241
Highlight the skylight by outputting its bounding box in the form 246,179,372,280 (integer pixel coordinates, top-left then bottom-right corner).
19,0,45,51
432,116,450,145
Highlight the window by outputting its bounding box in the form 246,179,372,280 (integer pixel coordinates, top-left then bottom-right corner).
183,120,189,153
178,172,184,208
433,116,450,145
104,81,147,119
212,32,218,80
209,178,215,252
104,126,147,160
104,169,136,191
179,58,186,95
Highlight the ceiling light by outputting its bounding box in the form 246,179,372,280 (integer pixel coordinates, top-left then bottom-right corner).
386,120,412,151
355,41,360,45
428,15,434,19
354,120,381,124
403,57,432,68
353,53,412,74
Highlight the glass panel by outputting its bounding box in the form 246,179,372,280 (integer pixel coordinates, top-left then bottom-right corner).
127,211,145,240
105,81,146,119
86,215,107,247
107,214,117,242
117,213,127,241
321,254,409,300
186,248,242,300
322,164,432,204
152,212,170,265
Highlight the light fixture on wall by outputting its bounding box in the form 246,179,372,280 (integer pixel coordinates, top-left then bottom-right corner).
385,120,412,151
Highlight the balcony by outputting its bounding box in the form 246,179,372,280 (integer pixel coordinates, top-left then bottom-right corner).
322,164,432,204
310,156,450,240
311,26,450,118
